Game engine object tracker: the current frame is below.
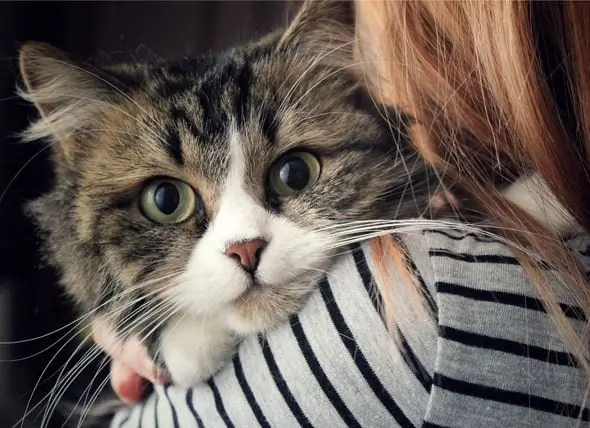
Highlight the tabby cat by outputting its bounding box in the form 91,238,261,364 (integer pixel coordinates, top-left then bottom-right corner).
19,0,575,397
18,1,435,388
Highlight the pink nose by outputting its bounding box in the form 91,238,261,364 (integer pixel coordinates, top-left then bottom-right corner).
225,239,267,273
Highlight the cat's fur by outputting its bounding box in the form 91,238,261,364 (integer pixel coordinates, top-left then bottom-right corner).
18,1,437,387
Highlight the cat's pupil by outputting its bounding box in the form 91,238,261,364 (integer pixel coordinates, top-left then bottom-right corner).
279,157,310,190
154,182,180,215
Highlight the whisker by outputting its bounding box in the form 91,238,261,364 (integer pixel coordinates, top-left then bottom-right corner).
275,41,354,119
67,355,111,428
114,299,176,345
287,60,364,112
145,305,188,370
320,222,559,267
18,272,181,427
76,366,112,428
1,268,183,347
0,143,53,206
40,294,175,428
41,345,104,428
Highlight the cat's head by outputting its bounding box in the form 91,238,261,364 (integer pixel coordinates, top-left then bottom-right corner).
19,1,432,342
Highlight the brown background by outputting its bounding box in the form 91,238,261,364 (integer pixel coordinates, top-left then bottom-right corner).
0,2,298,426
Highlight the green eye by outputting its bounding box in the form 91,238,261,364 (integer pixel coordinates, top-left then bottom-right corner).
269,151,321,196
139,178,201,224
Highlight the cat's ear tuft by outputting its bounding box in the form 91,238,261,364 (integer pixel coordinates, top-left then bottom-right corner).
278,0,356,66
18,42,119,160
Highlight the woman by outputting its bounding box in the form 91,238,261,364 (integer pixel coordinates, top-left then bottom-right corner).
97,1,590,426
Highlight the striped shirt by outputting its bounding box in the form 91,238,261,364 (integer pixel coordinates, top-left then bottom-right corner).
109,228,590,427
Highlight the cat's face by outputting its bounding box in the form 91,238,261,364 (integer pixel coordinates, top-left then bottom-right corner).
20,2,431,341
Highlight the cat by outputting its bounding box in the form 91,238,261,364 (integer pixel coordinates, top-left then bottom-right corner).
18,1,437,389
18,0,577,396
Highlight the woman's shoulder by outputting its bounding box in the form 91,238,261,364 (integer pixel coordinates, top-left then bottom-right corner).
406,225,590,263
399,226,590,426
400,226,590,304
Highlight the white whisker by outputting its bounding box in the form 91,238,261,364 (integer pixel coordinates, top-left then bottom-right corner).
275,41,354,119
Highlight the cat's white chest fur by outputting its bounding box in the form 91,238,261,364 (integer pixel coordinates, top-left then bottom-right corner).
159,315,237,388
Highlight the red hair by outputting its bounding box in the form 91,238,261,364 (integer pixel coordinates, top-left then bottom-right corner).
356,0,590,376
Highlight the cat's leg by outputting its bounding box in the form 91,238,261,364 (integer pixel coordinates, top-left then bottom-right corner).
158,315,238,388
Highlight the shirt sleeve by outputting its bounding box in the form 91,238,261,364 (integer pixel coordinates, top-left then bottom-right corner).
418,228,590,427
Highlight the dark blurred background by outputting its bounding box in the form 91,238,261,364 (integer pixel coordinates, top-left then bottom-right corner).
0,2,295,426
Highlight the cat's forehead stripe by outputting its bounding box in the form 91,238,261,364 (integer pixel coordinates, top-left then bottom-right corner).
142,47,285,174
233,58,253,128
161,104,213,166
155,53,258,143
171,106,208,143
164,110,185,166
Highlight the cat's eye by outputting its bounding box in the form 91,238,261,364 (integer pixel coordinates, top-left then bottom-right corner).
139,178,201,224
268,151,321,196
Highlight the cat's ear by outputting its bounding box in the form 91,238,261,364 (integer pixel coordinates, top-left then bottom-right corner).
18,42,120,162
277,0,355,66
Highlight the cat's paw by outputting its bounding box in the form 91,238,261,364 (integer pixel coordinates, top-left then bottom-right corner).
158,316,238,388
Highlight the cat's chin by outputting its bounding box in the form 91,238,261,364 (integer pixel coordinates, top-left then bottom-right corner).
226,276,323,335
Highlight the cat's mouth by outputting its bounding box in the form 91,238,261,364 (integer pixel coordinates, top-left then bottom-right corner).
242,275,264,293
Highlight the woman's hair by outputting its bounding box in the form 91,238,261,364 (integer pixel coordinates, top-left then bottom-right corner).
356,1,590,377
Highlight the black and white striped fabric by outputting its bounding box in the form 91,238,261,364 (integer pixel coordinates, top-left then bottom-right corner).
110,229,590,427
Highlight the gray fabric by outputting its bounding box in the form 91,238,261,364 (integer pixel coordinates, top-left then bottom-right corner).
111,229,590,428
